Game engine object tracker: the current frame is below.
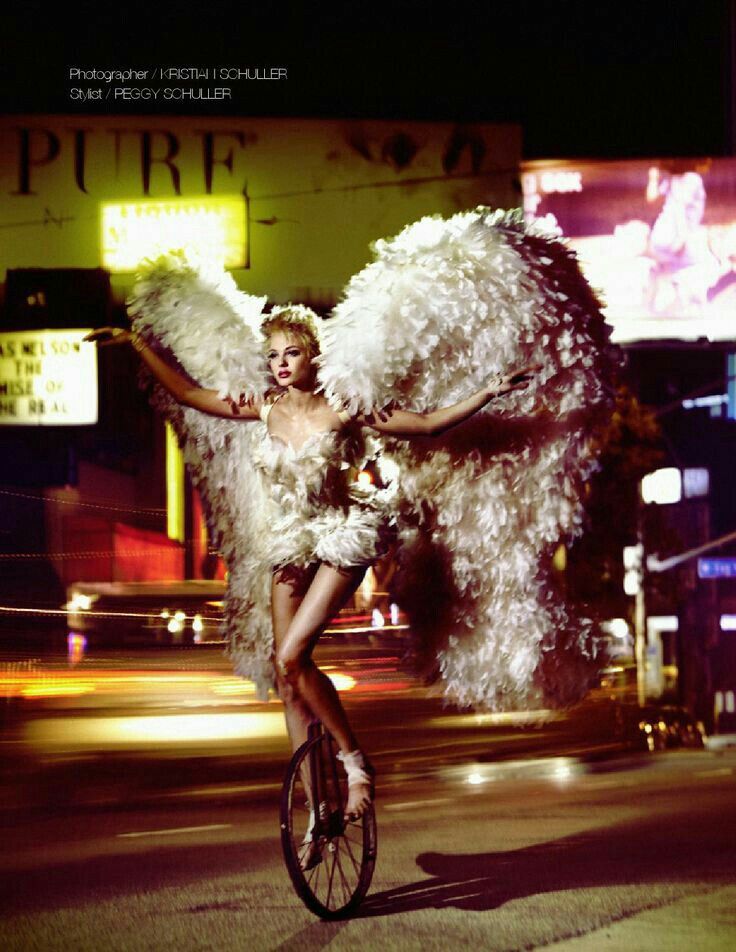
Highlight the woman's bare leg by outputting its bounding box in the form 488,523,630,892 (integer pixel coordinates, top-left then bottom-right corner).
275,562,373,817
272,566,329,869
271,568,317,753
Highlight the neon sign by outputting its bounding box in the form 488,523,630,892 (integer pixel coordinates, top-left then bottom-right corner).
101,195,246,271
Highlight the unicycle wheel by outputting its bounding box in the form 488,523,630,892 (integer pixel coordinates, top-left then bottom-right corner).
280,727,377,919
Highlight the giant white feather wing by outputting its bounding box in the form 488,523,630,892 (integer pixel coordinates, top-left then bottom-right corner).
318,208,618,710
127,254,274,695
128,252,267,401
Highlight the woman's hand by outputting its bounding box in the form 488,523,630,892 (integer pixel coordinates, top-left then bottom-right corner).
486,365,540,399
84,327,149,355
83,327,134,347
84,325,261,420
360,364,544,438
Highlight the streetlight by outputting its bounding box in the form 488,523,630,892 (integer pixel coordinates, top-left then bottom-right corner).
641,467,681,505
630,467,686,706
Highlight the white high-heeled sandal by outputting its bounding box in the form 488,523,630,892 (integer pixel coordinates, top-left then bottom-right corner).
337,749,375,817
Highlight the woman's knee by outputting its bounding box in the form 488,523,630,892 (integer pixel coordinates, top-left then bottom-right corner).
274,667,294,703
275,645,310,688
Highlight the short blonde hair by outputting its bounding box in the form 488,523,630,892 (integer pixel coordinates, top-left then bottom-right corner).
261,305,321,360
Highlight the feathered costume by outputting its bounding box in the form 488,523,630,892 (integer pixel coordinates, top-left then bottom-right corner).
127,207,618,711
253,400,396,575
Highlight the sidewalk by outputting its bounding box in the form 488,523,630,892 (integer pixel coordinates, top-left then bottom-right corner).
546,885,736,951
704,733,736,751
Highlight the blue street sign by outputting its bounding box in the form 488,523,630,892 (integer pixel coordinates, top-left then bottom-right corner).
698,558,736,579
728,354,736,421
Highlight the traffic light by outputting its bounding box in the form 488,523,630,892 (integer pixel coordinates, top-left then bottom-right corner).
623,543,643,596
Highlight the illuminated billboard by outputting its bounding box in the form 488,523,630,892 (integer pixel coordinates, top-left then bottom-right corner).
522,159,736,343
0,329,98,425
101,195,246,271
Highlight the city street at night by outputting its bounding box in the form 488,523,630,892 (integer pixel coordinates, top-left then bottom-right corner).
0,636,651,814
3,2,736,947
2,729,735,948
2,639,736,949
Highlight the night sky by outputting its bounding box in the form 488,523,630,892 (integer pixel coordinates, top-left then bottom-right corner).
1,3,734,529
2,0,732,158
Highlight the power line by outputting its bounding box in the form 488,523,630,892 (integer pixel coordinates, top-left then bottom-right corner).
0,488,165,515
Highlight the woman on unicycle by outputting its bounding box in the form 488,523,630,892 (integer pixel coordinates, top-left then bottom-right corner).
87,306,535,912
87,207,612,918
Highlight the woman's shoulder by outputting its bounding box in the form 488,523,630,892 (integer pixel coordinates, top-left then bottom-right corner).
317,393,355,425
258,390,282,422
263,387,285,405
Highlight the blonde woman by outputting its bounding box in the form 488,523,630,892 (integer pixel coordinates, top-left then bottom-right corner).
87,307,535,822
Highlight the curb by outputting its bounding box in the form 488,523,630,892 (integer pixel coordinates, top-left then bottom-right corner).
704,734,736,751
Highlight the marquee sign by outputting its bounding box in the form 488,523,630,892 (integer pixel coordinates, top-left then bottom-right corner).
0,329,98,425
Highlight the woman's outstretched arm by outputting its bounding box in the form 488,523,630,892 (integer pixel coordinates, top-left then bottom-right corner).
356,366,539,438
84,327,260,420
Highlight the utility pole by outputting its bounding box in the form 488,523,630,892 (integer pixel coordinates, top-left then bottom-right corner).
634,498,647,707
728,0,736,155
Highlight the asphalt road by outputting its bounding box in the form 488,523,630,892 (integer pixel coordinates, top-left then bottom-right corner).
2,641,735,948
1,640,635,814
2,750,735,951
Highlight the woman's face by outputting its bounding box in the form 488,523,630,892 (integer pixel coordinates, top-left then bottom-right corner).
267,332,314,388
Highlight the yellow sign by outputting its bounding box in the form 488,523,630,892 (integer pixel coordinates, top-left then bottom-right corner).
101,195,246,271
0,329,98,425
165,421,185,543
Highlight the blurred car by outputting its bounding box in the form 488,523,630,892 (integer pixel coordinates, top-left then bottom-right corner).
65,578,409,648
614,702,705,752
65,580,226,647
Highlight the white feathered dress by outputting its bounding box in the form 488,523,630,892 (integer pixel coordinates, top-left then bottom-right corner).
251,400,396,579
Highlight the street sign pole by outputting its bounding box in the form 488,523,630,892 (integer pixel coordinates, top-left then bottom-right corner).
635,491,647,707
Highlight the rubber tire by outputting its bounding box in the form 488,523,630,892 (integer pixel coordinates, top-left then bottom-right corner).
280,730,377,919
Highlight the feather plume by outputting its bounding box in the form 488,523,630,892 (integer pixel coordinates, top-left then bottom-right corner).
319,207,619,709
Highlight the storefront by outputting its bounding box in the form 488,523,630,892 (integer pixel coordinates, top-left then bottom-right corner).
0,115,520,593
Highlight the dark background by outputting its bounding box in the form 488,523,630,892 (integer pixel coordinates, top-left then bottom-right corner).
2,0,733,159
1,0,734,720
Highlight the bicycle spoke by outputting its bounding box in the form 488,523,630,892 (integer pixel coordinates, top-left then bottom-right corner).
314,855,323,894
337,853,351,907
342,824,364,844
340,831,363,878
342,830,365,853
305,864,317,887
333,843,353,904
325,847,339,909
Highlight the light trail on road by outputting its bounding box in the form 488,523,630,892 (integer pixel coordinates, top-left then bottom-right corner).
118,824,232,839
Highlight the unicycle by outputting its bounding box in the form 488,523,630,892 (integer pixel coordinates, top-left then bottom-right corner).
280,721,377,919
